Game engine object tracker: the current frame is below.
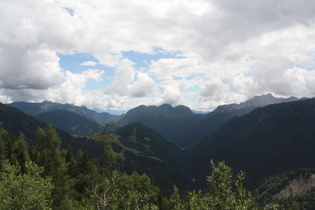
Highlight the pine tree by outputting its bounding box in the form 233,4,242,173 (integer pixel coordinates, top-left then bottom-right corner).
0,123,13,166
11,137,31,173
36,125,70,208
90,123,124,176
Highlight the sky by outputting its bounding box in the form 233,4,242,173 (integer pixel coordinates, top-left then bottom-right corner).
1,0,315,112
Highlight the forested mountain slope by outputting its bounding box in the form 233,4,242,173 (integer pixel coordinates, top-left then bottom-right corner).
36,109,103,136
117,104,205,147
114,122,189,193
180,106,256,148
117,95,299,148
186,98,315,189
0,103,188,193
0,102,100,156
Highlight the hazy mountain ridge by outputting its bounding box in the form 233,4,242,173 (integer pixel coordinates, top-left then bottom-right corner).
7,94,301,147
9,101,123,124
36,109,103,136
212,93,299,113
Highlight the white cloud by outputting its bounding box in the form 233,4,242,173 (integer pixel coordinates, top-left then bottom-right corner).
129,73,156,98
1,0,315,111
149,57,205,78
104,59,135,96
82,69,104,82
0,45,63,89
200,78,228,99
159,84,182,105
98,53,123,67
80,61,97,66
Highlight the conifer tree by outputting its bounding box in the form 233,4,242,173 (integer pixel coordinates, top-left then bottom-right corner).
36,125,70,208
90,122,124,176
0,122,13,166
11,137,31,173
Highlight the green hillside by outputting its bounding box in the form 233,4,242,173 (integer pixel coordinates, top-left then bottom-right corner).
117,104,205,147
36,109,103,136
0,102,100,157
113,122,190,194
186,98,315,189
0,103,188,194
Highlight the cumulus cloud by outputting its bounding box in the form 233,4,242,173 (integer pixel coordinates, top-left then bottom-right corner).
149,57,205,78
201,78,227,99
82,69,104,82
0,0,72,91
159,84,182,105
1,0,315,111
129,73,156,98
104,59,135,96
0,45,63,89
80,61,97,66
0,69,105,107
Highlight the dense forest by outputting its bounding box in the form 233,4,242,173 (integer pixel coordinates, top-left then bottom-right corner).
0,123,280,209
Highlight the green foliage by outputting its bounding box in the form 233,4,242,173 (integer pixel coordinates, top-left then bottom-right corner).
0,116,292,209
0,122,13,165
36,125,78,209
0,161,54,210
11,137,31,173
90,123,124,175
169,160,279,210
205,160,257,209
91,171,160,209
169,186,186,210
36,125,64,177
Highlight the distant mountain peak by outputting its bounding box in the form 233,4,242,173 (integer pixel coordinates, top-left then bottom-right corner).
213,93,299,113
174,105,194,115
8,101,123,125
158,104,173,110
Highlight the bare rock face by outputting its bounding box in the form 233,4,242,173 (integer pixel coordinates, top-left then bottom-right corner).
277,174,315,198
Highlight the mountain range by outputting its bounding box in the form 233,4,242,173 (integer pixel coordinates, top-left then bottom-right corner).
116,94,299,148
36,109,103,136
7,94,301,148
186,98,315,189
9,100,124,124
3,94,315,201
0,102,186,194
